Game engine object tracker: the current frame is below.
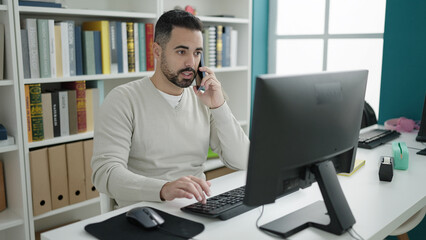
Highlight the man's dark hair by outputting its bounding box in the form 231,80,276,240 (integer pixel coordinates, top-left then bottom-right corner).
154,9,203,48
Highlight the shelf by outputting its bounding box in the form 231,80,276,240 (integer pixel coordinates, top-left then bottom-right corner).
22,67,248,84
199,16,249,24
0,209,25,231
23,71,154,84
0,4,7,11
0,80,14,86
0,144,18,154
28,132,93,149
18,6,156,19
33,197,100,221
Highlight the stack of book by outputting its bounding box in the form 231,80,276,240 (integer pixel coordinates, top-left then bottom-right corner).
25,81,100,142
21,19,155,79
203,25,238,68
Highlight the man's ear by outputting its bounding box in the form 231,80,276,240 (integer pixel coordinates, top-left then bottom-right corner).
153,42,161,60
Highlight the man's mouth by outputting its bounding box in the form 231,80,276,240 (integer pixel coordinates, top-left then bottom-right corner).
181,71,194,79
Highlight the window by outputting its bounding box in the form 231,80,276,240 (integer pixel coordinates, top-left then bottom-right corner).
269,0,386,116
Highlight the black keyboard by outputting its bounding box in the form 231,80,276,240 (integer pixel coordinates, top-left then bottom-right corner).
358,129,400,149
181,186,255,220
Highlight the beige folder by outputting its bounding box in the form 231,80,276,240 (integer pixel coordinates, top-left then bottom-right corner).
29,148,52,216
83,139,99,199
65,141,87,204
47,144,70,209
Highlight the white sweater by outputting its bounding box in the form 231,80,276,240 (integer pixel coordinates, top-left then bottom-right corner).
91,77,250,207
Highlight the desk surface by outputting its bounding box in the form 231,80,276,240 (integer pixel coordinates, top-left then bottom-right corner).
42,130,426,240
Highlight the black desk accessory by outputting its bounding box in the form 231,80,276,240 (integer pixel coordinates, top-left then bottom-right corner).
0,124,6,140
379,156,393,182
358,129,400,149
85,207,204,240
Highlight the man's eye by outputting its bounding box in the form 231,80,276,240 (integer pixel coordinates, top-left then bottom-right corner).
177,50,185,55
195,52,202,56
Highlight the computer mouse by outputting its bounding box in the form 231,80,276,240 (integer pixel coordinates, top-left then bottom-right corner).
126,207,165,229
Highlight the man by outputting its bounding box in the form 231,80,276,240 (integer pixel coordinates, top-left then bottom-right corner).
91,9,249,208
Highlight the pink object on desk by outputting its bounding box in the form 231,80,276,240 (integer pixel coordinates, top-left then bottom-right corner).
384,117,420,132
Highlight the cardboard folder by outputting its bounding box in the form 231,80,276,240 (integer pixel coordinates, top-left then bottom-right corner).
47,144,70,209
65,141,87,204
29,148,52,216
83,139,99,199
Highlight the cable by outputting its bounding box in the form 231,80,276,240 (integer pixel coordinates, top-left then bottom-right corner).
255,205,285,239
347,227,364,240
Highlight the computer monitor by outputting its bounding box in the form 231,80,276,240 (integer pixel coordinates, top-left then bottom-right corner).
244,70,368,237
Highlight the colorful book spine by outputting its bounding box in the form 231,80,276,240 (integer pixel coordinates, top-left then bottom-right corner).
74,25,83,75
26,18,40,78
54,24,63,77
29,84,44,141
109,21,118,74
37,19,51,78
138,23,146,71
145,23,154,71
21,29,31,79
41,92,54,139
62,81,87,133
126,22,135,72
25,85,32,142
115,22,123,73
67,21,76,76
51,91,61,137
216,25,223,68
82,21,111,74
82,31,96,75
93,31,102,74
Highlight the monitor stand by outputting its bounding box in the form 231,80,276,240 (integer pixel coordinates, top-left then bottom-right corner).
260,160,356,238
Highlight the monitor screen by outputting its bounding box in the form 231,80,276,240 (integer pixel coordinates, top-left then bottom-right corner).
244,70,368,237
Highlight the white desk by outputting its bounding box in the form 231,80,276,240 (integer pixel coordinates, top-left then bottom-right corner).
42,131,426,240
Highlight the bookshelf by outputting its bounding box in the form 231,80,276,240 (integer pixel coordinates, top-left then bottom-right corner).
0,0,31,239
5,0,251,239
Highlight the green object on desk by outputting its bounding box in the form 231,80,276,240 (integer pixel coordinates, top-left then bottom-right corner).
207,148,219,159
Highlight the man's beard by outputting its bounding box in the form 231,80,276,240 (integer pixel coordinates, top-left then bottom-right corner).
160,53,196,88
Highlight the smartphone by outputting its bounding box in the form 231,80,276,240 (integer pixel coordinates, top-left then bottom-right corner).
196,54,206,92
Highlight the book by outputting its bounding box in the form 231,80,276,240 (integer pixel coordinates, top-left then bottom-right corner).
115,22,123,73
138,23,146,72
82,21,111,74
50,91,61,137
216,25,223,68
230,29,238,67
74,25,83,75
121,22,128,73
48,19,56,78
126,22,135,72
67,21,76,76
18,0,62,8
29,84,44,141
59,22,70,77
82,31,96,75
134,23,140,72
26,18,40,78
85,88,94,132
25,85,32,142
202,28,210,68
338,159,366,177
54,24,63,77
58,90,69,136
206,26,216,68
222,26,232,67
41,92,54,139
21,29,31,79
62,81,86,133
0,24,4,80
37,19,51,78
93,31,102,74
145,23,154,71
109,21,118,74
66,90,78,135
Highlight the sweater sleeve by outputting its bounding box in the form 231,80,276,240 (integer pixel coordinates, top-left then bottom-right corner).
91,87,167,204
209,101,250,170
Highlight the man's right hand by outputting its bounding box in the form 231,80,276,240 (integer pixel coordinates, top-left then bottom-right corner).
160,176,212,204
